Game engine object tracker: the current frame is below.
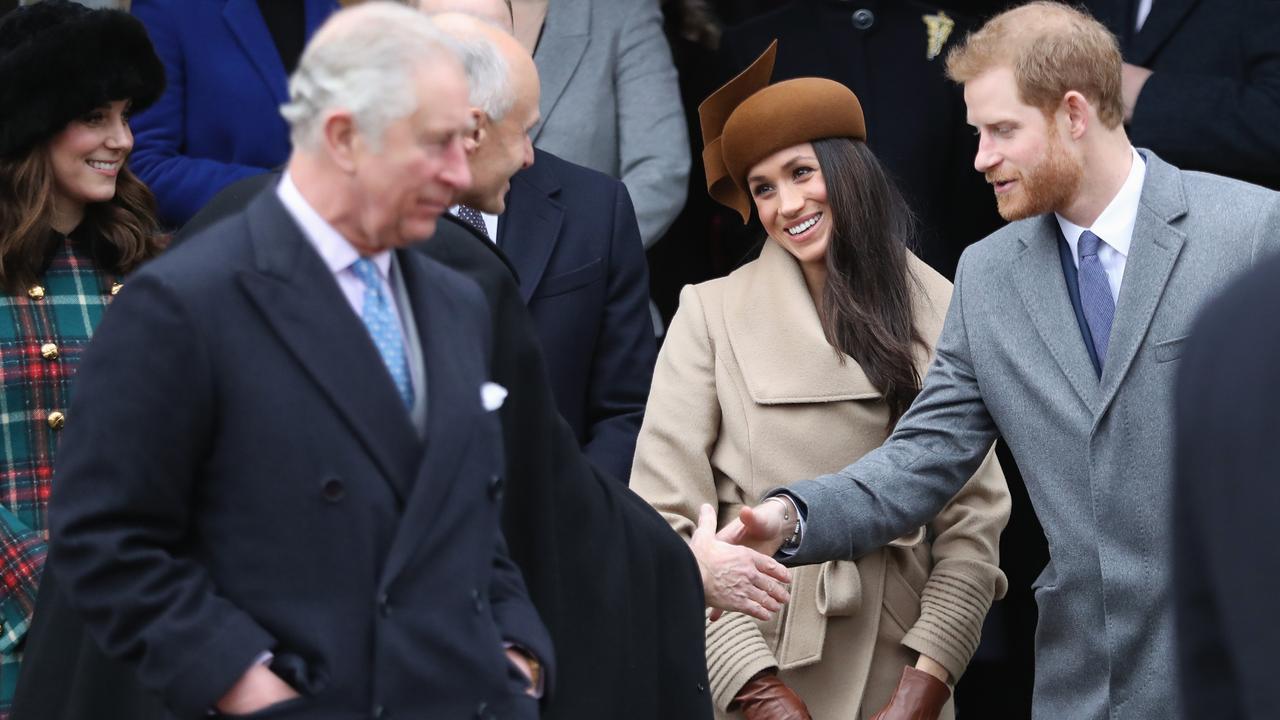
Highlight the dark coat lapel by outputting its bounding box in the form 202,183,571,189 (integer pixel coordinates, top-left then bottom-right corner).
1012,215,1103,414
1128,0,1199,65
380,251,486,582
497,154,565,304
303,0,336,38
223,0,290,105
531,0,589,142
237,190,421,501
1097,152,1187,414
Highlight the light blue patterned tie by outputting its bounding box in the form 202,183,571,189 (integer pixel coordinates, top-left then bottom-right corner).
1078,230,1116,369
350,257,413,409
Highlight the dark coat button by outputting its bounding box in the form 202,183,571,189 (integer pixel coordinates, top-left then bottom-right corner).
474,702,488,718
378,593,392,618
372,705,389,719
321,477,345,502
696,682,705,692
852,8,875,29
487,473,503,502
472,588,484,614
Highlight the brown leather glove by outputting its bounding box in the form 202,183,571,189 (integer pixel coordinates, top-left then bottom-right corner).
869,666,952,720
732,671,812,720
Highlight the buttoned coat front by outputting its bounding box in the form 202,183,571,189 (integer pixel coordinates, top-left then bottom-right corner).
781,151,1280,719
632,241,1009,719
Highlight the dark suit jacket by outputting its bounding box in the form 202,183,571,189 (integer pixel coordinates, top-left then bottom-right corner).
718,0,1003,279
44,190,552,719
497,149,656,481
129,0,337,226
1174,251,1280,720
1086,0,1280,189
16,178,711,720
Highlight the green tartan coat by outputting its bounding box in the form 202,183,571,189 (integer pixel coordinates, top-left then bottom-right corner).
0,229,119,718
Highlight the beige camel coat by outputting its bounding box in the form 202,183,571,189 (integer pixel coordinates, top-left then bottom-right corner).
632,241,1011,719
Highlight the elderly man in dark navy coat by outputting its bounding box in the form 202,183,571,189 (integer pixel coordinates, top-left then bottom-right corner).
420,3,657,483
45,5,552,719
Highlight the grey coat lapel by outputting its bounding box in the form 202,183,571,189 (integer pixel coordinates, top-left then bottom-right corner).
1097,152,1188,413
1012,215,1103,414
531,0,590,142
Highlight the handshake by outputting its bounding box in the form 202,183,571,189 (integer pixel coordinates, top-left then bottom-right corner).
689,498,797,621
691,499,952,720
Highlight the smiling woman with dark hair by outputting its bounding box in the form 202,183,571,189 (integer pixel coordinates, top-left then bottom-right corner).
631,43,1010,720
0,1,164,714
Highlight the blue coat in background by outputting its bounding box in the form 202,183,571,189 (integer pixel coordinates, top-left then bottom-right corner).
129,0,337,226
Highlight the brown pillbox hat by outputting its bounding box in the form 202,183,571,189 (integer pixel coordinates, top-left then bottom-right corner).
698,41,867,222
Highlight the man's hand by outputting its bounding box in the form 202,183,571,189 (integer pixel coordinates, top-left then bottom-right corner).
691,504,791,622
716,498,794,558
506,647,538,697
215,662,300,716
1121,62,1153,123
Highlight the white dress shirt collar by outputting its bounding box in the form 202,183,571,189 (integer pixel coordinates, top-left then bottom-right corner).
1055,147,1146,264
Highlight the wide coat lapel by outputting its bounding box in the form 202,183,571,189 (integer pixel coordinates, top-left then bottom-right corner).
380,251,487,583
237,191,421,501
531,0,590,142
1012,215,1103,414
1097,152,1187,414
497,154,564,304
1127,0,1199,66
724,242,881,404
222,0,291,106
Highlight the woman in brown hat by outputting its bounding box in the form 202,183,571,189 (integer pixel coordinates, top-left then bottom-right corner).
0,2,164,714
631,43,1009,720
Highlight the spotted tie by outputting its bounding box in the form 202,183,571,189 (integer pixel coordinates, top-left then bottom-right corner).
1077,230,1116,371
454,205,490,240
350,258,413,409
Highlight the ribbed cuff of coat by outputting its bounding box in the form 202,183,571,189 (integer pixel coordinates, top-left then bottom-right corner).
705,611,778,712
901,561,1002,681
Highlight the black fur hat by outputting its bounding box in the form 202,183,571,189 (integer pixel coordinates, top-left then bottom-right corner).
0,0,165,160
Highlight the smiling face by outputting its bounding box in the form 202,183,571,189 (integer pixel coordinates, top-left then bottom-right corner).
965,66,1082,221
47,99,134,229
347,62,473,252
464,59,539,214
747,142,832,270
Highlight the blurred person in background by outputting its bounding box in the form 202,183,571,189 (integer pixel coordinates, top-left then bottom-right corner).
127,0,339,226
1083,0,1280,190
632,44,1008,720
419,0,657,482
0,1,164,716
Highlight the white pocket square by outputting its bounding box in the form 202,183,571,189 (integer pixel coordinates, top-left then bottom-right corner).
481,382,508,411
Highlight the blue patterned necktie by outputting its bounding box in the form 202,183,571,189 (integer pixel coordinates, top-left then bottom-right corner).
350,257,414,409
454,205,490,240
1078,230,1116,369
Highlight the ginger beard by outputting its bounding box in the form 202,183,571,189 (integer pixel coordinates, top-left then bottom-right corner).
989,123,1083,221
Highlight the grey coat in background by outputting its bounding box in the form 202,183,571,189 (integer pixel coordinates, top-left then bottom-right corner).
531,0,689,249
775,151,1280,720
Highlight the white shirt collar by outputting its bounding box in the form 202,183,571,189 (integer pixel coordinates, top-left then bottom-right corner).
277,172,392,279
1055,147,1146,261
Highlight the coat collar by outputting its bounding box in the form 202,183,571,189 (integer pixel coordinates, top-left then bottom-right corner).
1127,0,1198,66
723,241,882,404
496,149,564,303
531,0,590,142
222,0,336,106
237,189,423,501
1011,149,1187,417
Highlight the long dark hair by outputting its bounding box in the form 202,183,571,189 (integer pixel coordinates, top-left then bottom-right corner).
811,137,927,428
0,144,165,293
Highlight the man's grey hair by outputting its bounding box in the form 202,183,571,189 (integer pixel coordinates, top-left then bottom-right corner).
424,15,514,120
441,29,513,121
280,2,462,151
